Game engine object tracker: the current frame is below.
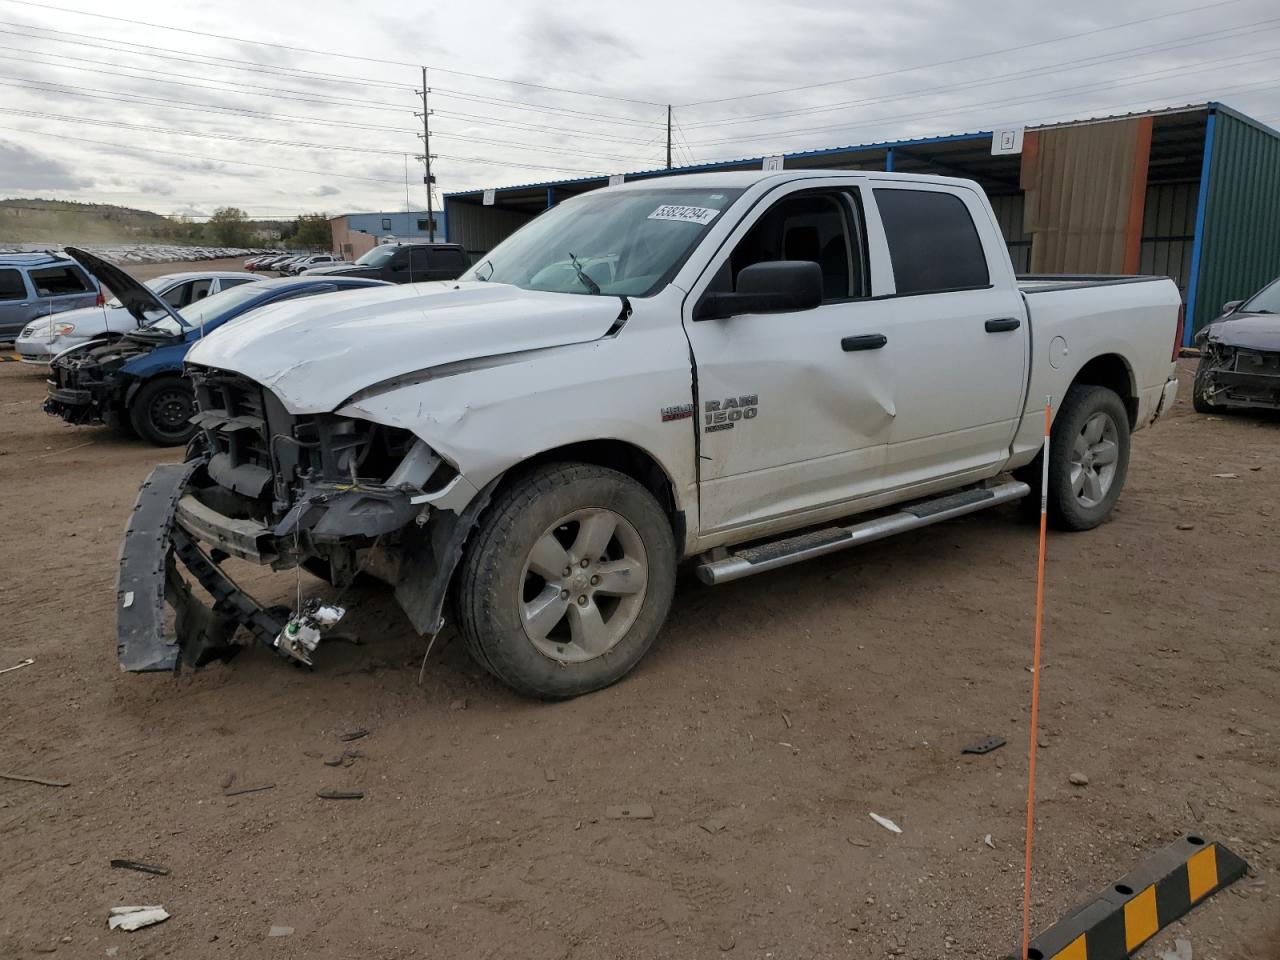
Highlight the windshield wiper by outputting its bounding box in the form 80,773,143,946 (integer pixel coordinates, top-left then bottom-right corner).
568,252,600,295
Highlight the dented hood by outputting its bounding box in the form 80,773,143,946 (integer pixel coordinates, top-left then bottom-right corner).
1200,313,1280,352
185,280,625,413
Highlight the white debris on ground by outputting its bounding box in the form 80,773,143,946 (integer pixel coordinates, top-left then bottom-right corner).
107,905,169,931
868,813,903,834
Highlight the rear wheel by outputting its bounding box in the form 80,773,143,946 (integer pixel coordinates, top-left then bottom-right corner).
129,376,197,446
456,463,676,700
1044,384,1131,530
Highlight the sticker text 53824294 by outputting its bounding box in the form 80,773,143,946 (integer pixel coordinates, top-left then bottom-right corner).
647,205,720,226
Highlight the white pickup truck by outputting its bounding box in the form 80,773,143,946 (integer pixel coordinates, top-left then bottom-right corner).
116,170,1182,699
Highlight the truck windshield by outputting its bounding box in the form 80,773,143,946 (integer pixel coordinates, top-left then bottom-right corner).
462,187,743,297
354,246,398,268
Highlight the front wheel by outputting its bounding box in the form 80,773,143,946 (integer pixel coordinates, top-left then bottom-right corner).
129,376,197,446
456,463,677,700
1192,361,1224,414
1044,384,1131,531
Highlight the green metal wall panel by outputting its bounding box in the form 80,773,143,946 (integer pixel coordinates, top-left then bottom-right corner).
1194,111,1280,335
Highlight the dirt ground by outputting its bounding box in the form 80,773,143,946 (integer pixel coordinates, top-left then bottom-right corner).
1,271,1276,959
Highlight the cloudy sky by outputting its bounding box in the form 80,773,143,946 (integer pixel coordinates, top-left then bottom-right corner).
1,0,1278,220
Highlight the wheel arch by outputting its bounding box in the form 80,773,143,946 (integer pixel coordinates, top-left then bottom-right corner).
493,438,686,548
1067,353,1138,427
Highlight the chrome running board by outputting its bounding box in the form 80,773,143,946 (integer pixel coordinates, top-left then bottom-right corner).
694,479,1031,585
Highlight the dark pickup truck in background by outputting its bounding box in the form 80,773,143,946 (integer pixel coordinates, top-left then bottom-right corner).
302,241,470,284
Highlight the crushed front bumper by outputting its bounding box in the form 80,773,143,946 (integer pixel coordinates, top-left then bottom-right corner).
1198,347,1280,410
115,458,483,674
116,462,289,672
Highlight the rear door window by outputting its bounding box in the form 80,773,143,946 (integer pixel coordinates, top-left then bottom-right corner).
0,268,27,300
29,265,92,297
431,248,470,274
873,188,990,295
217,277,256,291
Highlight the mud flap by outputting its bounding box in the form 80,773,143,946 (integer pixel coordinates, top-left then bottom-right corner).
117,463,289,672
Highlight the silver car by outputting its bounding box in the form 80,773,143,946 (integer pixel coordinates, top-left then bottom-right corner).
15,270,262,363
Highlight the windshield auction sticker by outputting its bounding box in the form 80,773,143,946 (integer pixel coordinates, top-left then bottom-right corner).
647,205,721,225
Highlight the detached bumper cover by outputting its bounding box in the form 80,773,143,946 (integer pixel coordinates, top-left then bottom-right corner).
116,463,287,672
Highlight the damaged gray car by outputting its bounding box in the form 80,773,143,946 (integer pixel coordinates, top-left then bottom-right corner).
1194,277,1280,413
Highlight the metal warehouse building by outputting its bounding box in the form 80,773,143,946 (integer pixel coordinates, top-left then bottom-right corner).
444,102,1280,344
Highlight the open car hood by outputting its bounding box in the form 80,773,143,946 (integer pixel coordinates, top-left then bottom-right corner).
186,280,627,414
64,247,185,330
1201,313,1280,351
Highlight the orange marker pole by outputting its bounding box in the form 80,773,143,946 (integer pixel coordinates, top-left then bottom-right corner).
1021,396,1052,960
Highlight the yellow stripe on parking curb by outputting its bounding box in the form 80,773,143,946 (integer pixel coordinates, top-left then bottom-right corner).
1032,836,1248,960
1187,845,1218,903
1123,886,1158,951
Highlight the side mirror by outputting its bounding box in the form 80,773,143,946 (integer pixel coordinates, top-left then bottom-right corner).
1222,299,1243,314
695,261,823,321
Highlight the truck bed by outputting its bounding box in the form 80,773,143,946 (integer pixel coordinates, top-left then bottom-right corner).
1017,274,1173,294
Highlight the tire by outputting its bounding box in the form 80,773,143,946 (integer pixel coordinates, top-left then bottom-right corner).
1192,361,1224,414
1043,384,1131,531
456,463,677,700
129,376,197,447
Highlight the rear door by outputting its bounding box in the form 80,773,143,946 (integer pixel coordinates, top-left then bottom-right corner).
682,181,899,536
27,263,97,319
0,267,34,337
868,183,1028,488
426,246,470,280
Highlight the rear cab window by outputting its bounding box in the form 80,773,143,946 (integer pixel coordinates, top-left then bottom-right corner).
28,265,93,297
873,188,990,295
0,268,27,301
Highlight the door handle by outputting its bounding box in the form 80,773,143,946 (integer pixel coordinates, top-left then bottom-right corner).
985,317,1021,332
841,333,888,352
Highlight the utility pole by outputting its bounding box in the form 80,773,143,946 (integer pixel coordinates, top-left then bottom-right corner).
666,105,672,170
415,66,436,242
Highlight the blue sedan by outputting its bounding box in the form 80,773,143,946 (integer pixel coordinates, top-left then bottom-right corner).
45,249,387,445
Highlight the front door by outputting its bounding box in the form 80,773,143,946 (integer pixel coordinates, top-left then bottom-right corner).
682,184,897,536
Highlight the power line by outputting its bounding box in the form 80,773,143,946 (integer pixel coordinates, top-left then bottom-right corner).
683,15,1280,129
0,43,412,112
0,44,662,143
679,0,1251,106
690,75,1280,168
0,0,664,106
0,106,613,175
0,20,415,91
0,72,668,164
0,20,664,127
0,74,420,134
0,123,408,185
684,49,1280,147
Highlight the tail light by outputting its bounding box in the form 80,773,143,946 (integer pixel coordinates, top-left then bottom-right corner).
95,290,105,308
1172,303,1186,360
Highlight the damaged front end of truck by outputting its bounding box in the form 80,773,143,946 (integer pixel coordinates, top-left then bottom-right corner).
116,364,492,673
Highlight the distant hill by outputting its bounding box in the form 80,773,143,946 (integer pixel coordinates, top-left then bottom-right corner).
0,198,288,246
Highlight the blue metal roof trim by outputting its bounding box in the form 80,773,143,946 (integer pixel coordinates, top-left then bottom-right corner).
443,129,993,201
444,102,1273,202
